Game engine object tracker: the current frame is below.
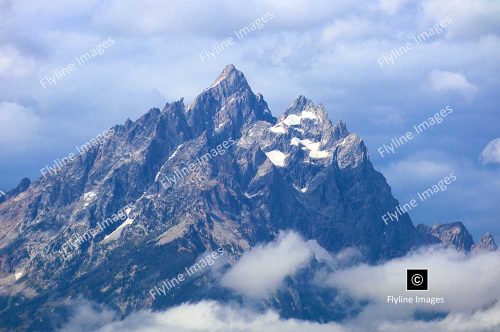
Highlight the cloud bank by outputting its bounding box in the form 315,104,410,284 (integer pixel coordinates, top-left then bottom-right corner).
220,231,314,299
60,233,500,332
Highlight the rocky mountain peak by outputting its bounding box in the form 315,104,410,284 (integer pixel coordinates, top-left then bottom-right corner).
186,64,274,138
285,95,330,125
200,64,252,103
0,177,31,204
417,222,497,253
416,222,474,251
472,233,498,253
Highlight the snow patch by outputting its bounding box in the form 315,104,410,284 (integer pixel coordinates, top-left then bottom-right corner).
309,150,331,159
244,191,264,198
270,124,287,134
283,114,301,126
301,110,317,120
265,150,287,167
216,121,227,130
168,143,184,161
82,191,97,207
103,207,135,241
290,138,321,151
271,110,319,135
210,74,226,88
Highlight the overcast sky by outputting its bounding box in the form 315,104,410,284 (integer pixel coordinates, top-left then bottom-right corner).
1,0,499,239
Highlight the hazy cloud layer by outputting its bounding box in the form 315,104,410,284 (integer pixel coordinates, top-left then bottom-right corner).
60,242,500,332
61,300,500,332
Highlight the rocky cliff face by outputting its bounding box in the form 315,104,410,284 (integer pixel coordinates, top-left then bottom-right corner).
416,222,496,253
0,177,30,204
0,65,492,331
472,233,498,253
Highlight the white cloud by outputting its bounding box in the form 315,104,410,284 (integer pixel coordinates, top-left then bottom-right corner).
61,300,346,332
57,247,500,332
0,45,36,78
0,102,42,152
63,300,500,332
90,0,355,37
58,301,116,332
378,0,410,15
327,247,500,315
428,70,478,101
320,18,372,46
220,231,314,299
480,138,500,165
419,0,500,40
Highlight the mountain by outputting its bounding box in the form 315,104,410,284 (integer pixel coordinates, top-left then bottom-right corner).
472,233,497,253
0,177,30,204
0,65,493,331
416,222,496,253
416,222,474,251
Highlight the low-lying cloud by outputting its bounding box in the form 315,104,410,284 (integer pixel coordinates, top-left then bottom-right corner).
60,236,500,332
220,231,314,299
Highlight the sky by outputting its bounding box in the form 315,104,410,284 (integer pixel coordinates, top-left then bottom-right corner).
0,0,499,239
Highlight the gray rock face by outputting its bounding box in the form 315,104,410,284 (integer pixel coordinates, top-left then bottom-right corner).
186,64,274,139
416,222,474,251
8,178,31,197
0,177,31,204
0,65,478,330
417,222,497,253
472,233,498,253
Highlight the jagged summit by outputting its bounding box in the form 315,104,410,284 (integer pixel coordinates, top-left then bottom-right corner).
0,177,30,204
472,233,498,253
208,64,248,90
285,95,330,124
416,222,497,253
186,64,273,137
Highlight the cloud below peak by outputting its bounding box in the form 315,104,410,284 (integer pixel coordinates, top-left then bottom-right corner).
220,231,314,299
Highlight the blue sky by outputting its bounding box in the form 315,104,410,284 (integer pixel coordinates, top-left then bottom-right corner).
0,0,499,239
